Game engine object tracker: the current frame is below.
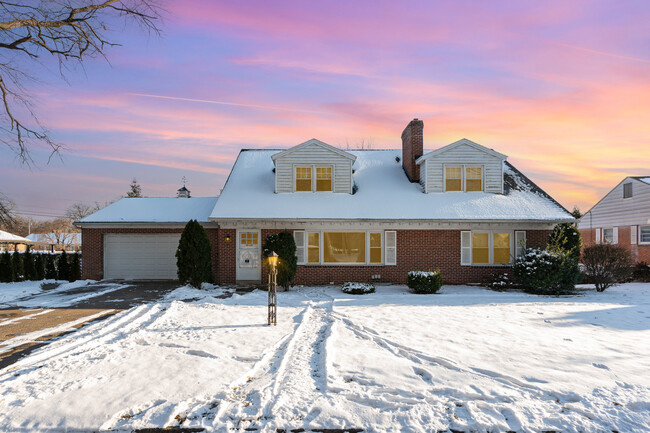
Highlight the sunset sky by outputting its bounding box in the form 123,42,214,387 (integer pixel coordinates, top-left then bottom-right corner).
1,0,649,220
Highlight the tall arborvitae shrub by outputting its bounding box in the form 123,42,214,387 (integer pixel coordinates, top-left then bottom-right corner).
57,250,70,281
45,254,57,279
23,249,35,280
34,254,45,280
69,253,81,282
548,223,582,259
262,231,297,291
176,219,212,287
0,251,13,282
11,252,24,281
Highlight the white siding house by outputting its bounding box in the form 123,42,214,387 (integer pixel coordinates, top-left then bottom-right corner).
578,176,650,262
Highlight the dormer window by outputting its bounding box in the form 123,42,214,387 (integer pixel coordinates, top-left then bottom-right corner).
295,165,333,192
445,165,483,192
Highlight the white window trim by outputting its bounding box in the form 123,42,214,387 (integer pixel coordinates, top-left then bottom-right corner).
295,230,392,266
640,225,650,245
293,164,333,193
443,164,485,192
461,230,515,266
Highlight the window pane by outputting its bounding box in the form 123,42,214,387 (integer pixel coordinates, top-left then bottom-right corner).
623,183,632,198
472,232,489,264
446,167,462,191
316,167,332,191
324,232,366,263
640,226,650,243
493,233,509,248
308,232,320,263
466,167,482,191
370,233,382,247
296,167,312,191
370,248,381,263
472,247,489,264
494,248,510,263
240,232,257,247
603,228,613,244
472,233,489,247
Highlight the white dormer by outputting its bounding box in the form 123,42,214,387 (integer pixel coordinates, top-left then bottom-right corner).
271,139,357,194
416,138,507,194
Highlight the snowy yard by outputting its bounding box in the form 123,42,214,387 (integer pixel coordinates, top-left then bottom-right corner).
0,283,649,432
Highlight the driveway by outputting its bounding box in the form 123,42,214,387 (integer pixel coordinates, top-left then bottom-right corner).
0,281,180,370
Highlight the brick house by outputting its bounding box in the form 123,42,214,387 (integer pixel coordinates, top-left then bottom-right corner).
77,119,573,284
578,176,650,263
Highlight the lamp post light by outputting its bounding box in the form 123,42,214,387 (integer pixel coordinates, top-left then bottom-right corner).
268,251,279,326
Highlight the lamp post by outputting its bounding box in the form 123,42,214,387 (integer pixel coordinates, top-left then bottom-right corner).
267,251,278,325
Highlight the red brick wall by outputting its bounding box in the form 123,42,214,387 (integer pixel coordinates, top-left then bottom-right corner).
401,119,423,182
580,226,650,263
217,228,551,285
81,227,219,281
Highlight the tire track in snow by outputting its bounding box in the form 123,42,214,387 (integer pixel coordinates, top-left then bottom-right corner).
0,303,166,376
212,301,335,430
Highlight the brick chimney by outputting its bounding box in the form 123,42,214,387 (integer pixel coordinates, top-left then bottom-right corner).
401,118,423,182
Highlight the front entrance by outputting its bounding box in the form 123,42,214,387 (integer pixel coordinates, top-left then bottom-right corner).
236,230,261,283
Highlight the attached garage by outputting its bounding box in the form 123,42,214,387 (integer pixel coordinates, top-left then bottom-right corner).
104,233,181,280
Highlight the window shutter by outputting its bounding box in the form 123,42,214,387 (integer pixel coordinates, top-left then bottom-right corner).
595,228,601,244
515,231,526,259
631,226,637,245
294,230,305,264
461,231,471,265
385,231,397,265
613,227,618,244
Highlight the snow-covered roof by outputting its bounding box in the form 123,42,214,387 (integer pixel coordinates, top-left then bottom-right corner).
0,230,32,243
210,149,572,221
416,138,506,163
271,138,356,162
79,197,218,224
25,233,81,245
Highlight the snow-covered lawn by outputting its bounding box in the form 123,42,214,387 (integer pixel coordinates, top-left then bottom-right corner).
0,284,648,432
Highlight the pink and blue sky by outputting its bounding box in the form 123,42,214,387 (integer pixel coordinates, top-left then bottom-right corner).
2,0,649,219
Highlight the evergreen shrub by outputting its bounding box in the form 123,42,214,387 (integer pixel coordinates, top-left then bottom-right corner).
513,247,580,295
341,282,375,295
0,251,13,282
407,270,443,294
633,262,650,282
176,219,212,287
57,250,70,281
262,231,297,291
34,254,45,280
11,252,23,281
548,223,582,259
23,249,35,280
45,254,57,279
70,253,81,282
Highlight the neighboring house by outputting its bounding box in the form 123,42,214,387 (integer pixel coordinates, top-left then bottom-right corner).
77,119,573,284
0,230,32,252
578,176,650,263
24,233,82,252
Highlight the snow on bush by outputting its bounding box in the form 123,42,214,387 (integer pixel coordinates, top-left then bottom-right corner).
485,271,517,292
341,282,375,295
407,270,443,294
513,247,580,295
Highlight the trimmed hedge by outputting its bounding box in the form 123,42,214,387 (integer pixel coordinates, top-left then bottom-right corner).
407,270,443,294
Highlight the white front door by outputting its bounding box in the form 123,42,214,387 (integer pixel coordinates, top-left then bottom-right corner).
236,230,261,282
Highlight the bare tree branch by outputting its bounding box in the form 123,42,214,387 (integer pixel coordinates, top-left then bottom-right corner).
0,0,162,163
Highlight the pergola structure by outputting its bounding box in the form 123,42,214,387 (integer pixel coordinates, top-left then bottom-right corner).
0,230,32,252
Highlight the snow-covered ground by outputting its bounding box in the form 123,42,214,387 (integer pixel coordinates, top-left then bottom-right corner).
0,280,128,308
0,283,648,432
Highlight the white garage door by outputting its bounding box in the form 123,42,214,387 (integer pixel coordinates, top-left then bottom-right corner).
104,234,181,280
